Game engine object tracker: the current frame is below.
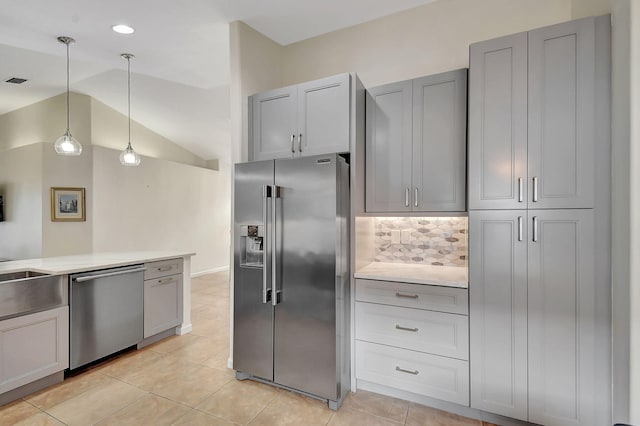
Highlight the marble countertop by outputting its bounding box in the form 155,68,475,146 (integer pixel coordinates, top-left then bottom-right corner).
0,251,195,275
354,262,468,288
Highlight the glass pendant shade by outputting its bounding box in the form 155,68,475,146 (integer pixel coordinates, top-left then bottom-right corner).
56,36,82,156
119,142,141,166
54,130,82,156
119,53,141,166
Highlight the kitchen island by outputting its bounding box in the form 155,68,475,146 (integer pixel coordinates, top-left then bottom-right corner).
0,251,194,405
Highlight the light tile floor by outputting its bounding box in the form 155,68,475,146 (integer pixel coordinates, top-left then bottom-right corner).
1,272,496,425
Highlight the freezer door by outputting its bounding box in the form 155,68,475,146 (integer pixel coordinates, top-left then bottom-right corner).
273,154,345,400
233,160,275,381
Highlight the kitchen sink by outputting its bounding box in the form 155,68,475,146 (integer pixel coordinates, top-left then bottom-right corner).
0,271,66,321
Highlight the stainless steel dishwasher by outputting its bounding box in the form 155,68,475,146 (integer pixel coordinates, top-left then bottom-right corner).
70,264,145,369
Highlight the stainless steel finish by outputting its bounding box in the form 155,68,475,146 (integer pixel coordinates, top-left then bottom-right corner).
233,160,275,381
518,177,524,202
73,267,146,283
70,265,143,369
396,366,419,375
262,185,270,304
0,273,66,321
290,134,295,153
271,184,280,307
396,292,419,299
234,154,350,408
518,216,523,242
532,176,539,202
395,325,419,332
298,133,303,152
405,188,410,207
414,187,419,207
533,216,538,242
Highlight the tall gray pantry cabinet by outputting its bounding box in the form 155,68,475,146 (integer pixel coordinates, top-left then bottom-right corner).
468,15,611,426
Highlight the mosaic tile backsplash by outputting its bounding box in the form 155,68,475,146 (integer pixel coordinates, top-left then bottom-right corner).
374,217,468,267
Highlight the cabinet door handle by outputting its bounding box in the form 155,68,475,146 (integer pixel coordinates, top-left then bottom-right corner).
518,178,524,202
395,366,419,375
518,216,523,242
395,325,419,332
298,133,303,152
532,216,538,242
290,134,295,153
157,277,176,285
395,292,418,299
157,265,173,272
532,177,538,202
405,188,410,207
414,188,419,208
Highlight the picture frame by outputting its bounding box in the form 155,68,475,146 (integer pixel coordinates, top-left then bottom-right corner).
51,187,86,222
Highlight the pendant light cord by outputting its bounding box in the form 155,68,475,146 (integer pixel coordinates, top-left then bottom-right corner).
127,55,131,148
66,40,70,133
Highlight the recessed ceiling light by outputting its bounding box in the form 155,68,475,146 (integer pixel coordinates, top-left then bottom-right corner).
112,24,135,34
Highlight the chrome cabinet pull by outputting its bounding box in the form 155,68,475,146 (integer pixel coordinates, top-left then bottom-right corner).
395,366,419,375
157,265,173,272
532,177,538,202
518,178,524,202
157,277,175,285
74,267,146,283
298,133,302,152
290,134,295,153
518,216,523,242
532,216,538,242
272,185,281,306
395,292,418,299
395,325,419,332
405,188,409,207
414,188,419,208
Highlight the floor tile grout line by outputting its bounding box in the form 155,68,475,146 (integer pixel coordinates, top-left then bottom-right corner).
87,391,150,426
244,389,283,425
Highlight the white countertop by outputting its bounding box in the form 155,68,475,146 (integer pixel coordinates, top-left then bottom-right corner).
0,251,195,275
354,262,468,288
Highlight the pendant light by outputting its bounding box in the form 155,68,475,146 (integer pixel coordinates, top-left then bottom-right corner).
54,36,82,156
119,53,141,166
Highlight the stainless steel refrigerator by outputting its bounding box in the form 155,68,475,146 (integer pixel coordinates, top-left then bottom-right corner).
233,153,350,410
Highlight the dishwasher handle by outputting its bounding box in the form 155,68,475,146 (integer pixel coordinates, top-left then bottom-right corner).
73,267,146,283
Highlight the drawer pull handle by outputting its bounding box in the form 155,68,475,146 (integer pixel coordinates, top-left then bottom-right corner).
395,366,419,375
157,278,174,285
395,292,418,299
395,325,419,332
157,266,174,272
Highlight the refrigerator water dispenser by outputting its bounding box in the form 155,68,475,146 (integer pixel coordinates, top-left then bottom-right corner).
240,225,264,267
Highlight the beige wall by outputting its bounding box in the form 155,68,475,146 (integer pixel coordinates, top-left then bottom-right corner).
0,144,43,260
572,0,614,18
0,93,92,153
90,98,206,168
92,146,230,274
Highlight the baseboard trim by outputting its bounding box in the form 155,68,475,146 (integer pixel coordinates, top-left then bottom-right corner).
176,323,193,335
192,266,229,277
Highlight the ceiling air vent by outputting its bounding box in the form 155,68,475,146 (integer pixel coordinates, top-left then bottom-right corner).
5,77,27,84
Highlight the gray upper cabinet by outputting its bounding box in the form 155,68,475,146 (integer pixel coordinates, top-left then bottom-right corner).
528,19,595,209
469,210,528,421
468,33,528,210
251,86,298,160
469,17,599,210
365,80,413,212
527,209,595,426
412,70,467,211
250,73,351,161
366,69,467,213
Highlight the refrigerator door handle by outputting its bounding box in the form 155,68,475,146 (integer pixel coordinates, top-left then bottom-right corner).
272,185,281,306
262,185,272,304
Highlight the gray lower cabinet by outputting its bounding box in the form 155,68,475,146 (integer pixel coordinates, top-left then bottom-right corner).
470,209,600,425
468,16,607,210
0,306,69,394
366,69,467,213
250,73,350,161
144,259,183,338
355,279,470,405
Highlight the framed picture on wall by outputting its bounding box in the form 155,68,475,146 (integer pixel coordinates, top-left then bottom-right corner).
51,187,86,222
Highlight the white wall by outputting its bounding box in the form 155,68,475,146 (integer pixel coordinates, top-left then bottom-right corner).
0,144,43,260
92,146,229,274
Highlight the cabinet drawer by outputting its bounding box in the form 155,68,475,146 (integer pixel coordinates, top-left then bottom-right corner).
355,279,468,315
356,340,469,406
356,302,468,360
144,274,182,338
144,258,183,280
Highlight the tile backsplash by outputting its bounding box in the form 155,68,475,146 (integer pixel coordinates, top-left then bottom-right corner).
374,217,467,268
